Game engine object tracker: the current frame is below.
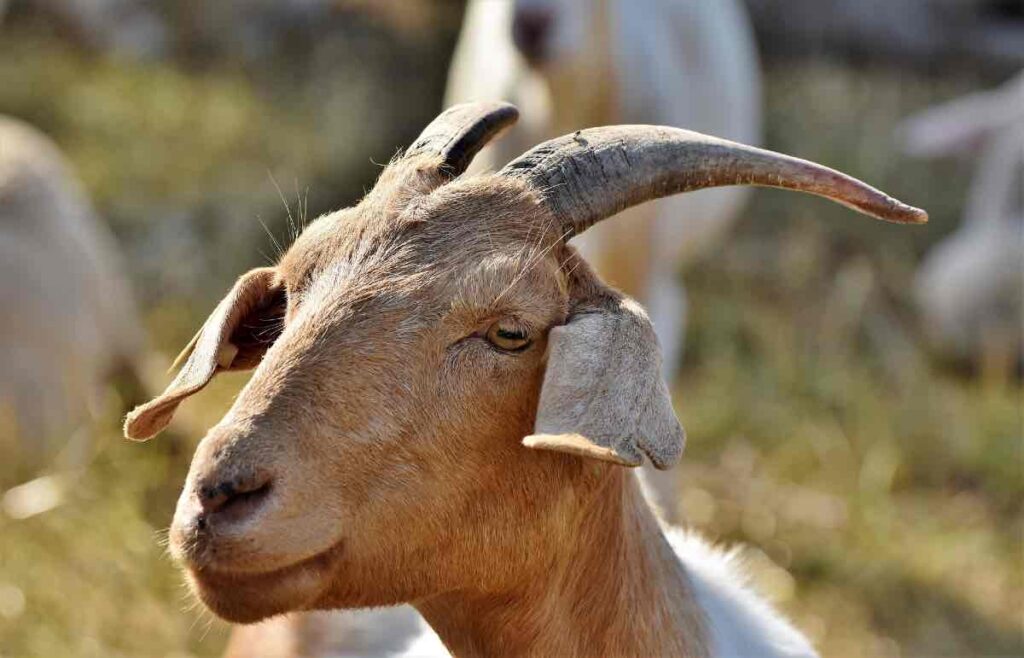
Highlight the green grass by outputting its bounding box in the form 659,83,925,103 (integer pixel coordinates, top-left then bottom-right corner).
0,29,1020,658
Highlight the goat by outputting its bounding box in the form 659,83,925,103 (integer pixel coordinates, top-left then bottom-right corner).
126,103,925,658
0,116,144,474
222,1,760,640
900,72,1023,365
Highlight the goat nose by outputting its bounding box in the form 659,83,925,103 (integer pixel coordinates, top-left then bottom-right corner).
512,8,553,64
196,472,273,523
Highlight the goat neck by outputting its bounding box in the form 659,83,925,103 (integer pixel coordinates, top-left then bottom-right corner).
416,468,709,658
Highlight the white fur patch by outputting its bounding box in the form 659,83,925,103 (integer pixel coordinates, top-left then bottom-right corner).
302,607,446,658
666,529,820,658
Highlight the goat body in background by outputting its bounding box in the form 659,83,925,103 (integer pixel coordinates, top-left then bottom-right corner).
0,116,144,472
901,71,1023,367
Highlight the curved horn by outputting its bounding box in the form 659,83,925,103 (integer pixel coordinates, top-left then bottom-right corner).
500,126,927,236
405,101,519,176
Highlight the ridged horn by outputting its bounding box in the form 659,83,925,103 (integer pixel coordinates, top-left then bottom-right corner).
405,101,519,176
500,125,927,236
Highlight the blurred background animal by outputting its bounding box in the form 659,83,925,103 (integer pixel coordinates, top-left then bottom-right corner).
900,71,1023,372
0,116,145,486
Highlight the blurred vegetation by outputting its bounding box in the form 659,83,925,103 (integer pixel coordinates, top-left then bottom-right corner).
0,5,1021,658
674,64,1022,658
0,3,463,318
678,65,1023,658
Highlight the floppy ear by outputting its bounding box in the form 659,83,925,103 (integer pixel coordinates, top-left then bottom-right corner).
124,267,285,441
524,291,685,469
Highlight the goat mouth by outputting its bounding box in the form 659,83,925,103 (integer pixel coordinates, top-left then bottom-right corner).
192,535,346,581
186,538,346,623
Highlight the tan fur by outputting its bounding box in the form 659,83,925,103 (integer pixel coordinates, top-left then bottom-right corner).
417,469,706,657
128,145,708,654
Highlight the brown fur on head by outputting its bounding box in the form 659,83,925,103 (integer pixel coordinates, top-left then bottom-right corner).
125,102,925,626
126,109,680,623
180,185,593,621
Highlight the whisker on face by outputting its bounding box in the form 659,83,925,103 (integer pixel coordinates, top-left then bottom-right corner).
492,227,570,307
267,171,298,245
255,214,285,260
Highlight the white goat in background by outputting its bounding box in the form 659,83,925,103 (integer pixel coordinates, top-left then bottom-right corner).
901,72,1023,366
0,116,144,487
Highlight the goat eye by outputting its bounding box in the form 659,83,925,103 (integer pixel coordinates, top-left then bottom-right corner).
485,322,531,352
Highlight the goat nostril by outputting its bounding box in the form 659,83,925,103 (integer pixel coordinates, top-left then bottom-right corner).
198,475,273,518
